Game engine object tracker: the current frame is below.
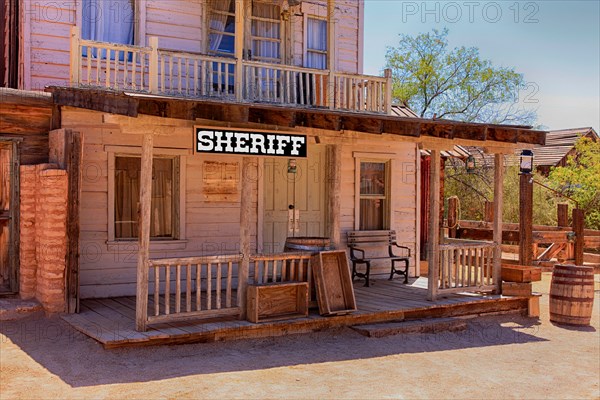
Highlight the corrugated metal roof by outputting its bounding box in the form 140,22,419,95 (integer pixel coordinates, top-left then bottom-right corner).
390,104,419,118
533,127,598,166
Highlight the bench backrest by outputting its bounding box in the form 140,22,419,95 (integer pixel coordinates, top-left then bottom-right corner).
347,230,396,248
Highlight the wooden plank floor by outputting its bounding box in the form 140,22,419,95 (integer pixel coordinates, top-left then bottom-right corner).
62,277,529,348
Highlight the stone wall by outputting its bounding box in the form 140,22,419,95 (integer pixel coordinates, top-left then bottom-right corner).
19,164,68,313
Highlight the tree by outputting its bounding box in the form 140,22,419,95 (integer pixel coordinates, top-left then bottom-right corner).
548,137,600,229
385,28,536,125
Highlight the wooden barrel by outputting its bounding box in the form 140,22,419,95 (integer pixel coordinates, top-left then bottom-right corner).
284,237,333,253
549,264,595,326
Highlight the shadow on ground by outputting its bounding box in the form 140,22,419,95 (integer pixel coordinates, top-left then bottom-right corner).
1,312,548,388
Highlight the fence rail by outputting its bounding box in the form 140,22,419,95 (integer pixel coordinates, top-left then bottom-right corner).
436,240,497,295
70,28,392,114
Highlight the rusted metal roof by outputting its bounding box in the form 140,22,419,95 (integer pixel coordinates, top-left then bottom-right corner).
390,103,419,118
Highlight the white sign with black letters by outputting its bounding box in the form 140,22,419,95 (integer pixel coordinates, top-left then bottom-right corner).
195,128,307,158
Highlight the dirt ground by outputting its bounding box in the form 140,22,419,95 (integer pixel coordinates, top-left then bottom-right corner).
1,273,599,400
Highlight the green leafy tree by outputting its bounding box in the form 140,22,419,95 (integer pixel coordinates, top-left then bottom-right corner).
548,137,600,229
385,28,536,125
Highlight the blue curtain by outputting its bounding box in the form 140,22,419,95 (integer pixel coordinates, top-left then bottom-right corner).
81,0,134,59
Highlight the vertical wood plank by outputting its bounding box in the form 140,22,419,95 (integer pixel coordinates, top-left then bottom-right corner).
573,208,585,266
493,153,504,292
519,172,533,266
154,266,159,316
164,265,170,315
238,157,253,319
226,261,233,308
135,133,153,331
207,262,212,310
175,264,181,313
327,144,341,249
216,262,222,309
186,263,192,312
427,149,441,301
196,264,201,311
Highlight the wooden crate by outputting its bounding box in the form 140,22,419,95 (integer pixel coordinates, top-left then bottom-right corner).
502,282,532,297
311,250,357,316
501,265,542,282
246,282,309,323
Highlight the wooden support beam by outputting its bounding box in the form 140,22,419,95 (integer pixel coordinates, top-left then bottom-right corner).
447,196,458,238
135,133,153,332
493,154,504,294
327,0,336,109
65,130,82,313
327,145,341,248
238,157,253,320
573,208,585,266
427,149,441,301
484,201,494,223
519,173,533,266
234,0,245,101
557,204,569,227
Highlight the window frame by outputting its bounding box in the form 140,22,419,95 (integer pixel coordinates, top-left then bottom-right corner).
77,0,145,46
206,0,237,58
106,145,187,247
249,0,283,63
303,15,327,69
354,153,394,231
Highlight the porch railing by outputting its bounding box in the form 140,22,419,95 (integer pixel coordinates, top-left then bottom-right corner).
140,252,314,329
144,254,243,325
70,28,392,114
435,239,498,296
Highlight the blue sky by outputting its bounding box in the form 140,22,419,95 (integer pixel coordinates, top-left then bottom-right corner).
363,1,600,131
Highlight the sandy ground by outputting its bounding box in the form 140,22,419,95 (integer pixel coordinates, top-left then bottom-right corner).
1,273,599,400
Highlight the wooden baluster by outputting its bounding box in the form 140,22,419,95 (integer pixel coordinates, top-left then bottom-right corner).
307,259,312,297
207,262,212,310
164,265,170,315
216,262,222,309
186,263,192,312
226,261,233,308
86,50,91,85
184,58,190,95
225,63,230,95
440,249,446,289
95,49,101,86
459,248,466,287
154,265,160,316
454,248,460,288
292,72,297,105
196,263,202,311
175,263,181,313
298,72,304,105
193,59,198,96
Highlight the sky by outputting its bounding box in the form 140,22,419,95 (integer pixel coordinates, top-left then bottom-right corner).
363,0,600,131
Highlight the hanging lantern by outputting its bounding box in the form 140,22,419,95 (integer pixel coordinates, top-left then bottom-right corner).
519,149,534,174
465,155,476,174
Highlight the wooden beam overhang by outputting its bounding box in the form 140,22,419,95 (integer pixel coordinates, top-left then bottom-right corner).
45,87,546,146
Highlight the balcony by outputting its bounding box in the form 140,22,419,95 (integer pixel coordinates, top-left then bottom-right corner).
69,28,392,115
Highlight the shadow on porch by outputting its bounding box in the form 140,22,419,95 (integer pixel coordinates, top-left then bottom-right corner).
60,277,530,349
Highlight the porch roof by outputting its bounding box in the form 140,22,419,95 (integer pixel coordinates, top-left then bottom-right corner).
45,86,546,146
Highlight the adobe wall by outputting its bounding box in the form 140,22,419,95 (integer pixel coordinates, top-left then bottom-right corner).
19,164,68,313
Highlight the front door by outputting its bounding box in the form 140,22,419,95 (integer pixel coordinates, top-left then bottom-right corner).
263,144,327,253
0,140,18,293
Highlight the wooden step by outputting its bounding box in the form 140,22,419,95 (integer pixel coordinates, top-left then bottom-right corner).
351,317,467,338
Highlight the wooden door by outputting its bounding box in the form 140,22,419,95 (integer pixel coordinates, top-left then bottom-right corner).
263,145,327,253
0,141,18,293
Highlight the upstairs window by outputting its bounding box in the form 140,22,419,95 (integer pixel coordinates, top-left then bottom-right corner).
306,17,327,69
250,1,281,63
81,0,134,45
208,0,236,57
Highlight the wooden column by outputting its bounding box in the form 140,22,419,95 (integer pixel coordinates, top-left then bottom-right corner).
66,131,82,313
234,0,245,101
427,149,441,301
557,204,569,227
447,196,458,239
327,145,341,248
573,208,585,266
148,37,159,93
238,157,253,319
327,0,336,109
69,27,80,86
135,133,153,332
493,154,504,294
484,201,494,223
519,173,533,266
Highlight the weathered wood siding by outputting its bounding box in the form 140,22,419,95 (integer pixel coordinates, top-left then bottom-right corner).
61,108,258,298
22,0,361,89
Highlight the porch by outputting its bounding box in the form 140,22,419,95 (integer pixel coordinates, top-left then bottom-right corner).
62,277,529,349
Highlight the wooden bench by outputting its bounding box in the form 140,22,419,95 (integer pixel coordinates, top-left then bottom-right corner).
347,230,411,287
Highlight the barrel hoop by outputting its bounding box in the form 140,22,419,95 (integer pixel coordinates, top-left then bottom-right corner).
549,294,594,303
552,272,594,280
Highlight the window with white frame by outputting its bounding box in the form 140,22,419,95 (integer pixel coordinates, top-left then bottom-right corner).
305,17,327,69
250,1,282,63
81,0,135,45
358,161,389,230
113,155,179,240
208,0,236,57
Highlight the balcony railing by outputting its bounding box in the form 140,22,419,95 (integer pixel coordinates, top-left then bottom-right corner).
70,28,392,114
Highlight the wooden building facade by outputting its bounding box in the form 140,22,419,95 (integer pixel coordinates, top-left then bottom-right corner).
2,0,546,338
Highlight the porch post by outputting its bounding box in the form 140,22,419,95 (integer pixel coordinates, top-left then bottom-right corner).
519,173,533,265
327,144,341,248
69,27,80,86
238,157,253,319
327,0,336,109
493,153,504,294
135,133,153,332
234,0,245,101
427,149,441,301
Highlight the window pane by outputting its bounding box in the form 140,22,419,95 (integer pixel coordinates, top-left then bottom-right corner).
360,199,384,230
115,157,174,239
360,162,386,195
